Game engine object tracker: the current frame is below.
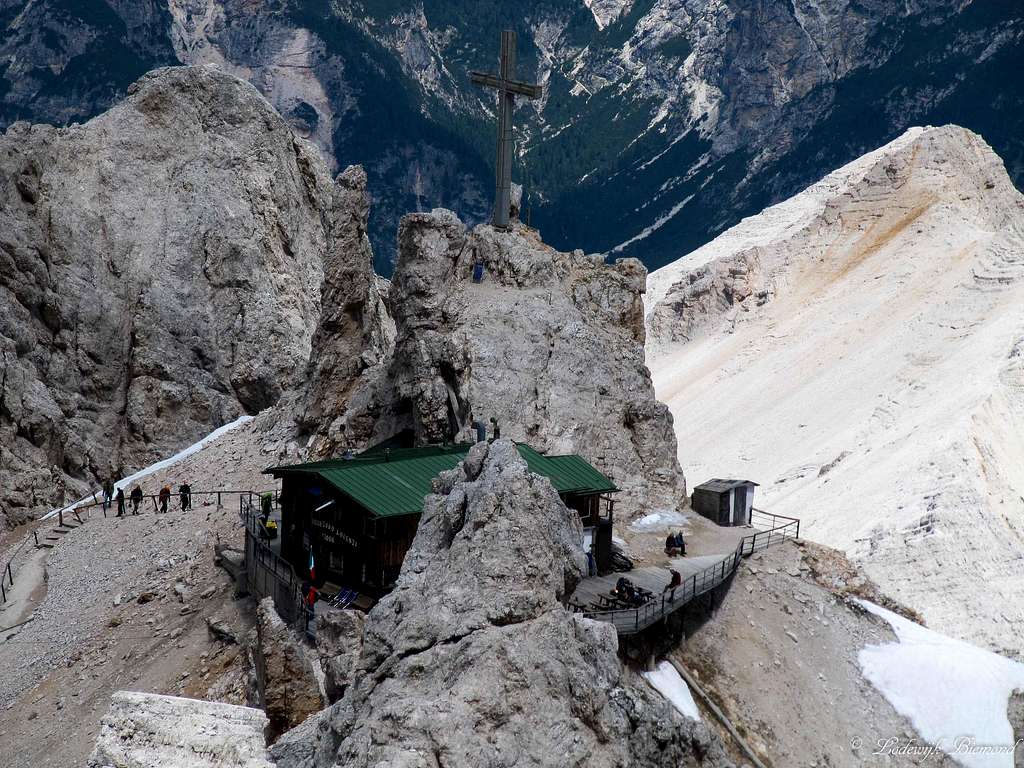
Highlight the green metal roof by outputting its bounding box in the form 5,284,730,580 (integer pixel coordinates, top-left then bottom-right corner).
544,454,618,495
513,445,618,495
266,442,616,518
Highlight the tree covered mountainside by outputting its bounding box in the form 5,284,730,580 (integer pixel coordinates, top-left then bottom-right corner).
1,0,1021,273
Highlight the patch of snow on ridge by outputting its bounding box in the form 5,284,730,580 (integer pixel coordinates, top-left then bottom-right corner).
857,600,1024,768
643,661,700,721
610,193,696,254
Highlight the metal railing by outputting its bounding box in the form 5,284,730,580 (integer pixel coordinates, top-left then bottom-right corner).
73,488,279,516
0,487,279,605
0,543,20,604
581,508,801,635
240,496,305,626
742,508,800,556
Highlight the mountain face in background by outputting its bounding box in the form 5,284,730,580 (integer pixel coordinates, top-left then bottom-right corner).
644,124,1024,655
1,1,1022,273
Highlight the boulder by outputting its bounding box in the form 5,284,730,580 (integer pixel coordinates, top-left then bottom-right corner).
87,691,273,768
207,616,239,645
215,544,247,594
280,440,731,768
254,597,323,740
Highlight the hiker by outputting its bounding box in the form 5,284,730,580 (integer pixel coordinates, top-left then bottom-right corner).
102,479,114,512
665,532,681,557
115,487,126,517
663,568,682,598
179,483,192,511
130,486,143,515
612,576,636,603
304,583,319,631
674,531,687,556
158,485,171,513
490,417,501,441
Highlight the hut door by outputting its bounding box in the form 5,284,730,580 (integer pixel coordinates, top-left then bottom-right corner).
733,486,748,525
718,493,730,525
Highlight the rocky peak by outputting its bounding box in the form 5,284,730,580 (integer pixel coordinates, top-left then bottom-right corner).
0,65,341,526
297,164,394,458
384,212,684,516
274,440,732,768
645,125,1024,353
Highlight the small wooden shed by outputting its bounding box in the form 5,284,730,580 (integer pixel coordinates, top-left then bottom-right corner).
691,479,758,526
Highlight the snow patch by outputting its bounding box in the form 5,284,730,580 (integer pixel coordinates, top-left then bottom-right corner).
629,508,687,532
857,600,1024,768
610,193,695,254
643,661,700,721
43,416,254,519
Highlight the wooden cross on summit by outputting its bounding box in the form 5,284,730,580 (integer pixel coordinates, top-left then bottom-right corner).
470,30,542,230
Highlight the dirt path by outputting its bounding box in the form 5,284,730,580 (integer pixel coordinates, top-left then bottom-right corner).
0,419,281,768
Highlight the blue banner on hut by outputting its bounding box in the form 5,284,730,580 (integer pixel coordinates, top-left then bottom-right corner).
265,443,617,594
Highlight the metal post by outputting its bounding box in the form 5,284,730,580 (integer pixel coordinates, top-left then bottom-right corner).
218,492,222,507
1,581,5,602
58,509,63,528
34,531,39,547
7,562,12,586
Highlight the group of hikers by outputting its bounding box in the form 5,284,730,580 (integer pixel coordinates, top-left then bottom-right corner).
610,567,685,607
664,530,687,556
611,576,645,606
99,480,193,516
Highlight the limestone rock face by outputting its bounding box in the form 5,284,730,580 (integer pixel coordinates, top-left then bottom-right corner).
254,597,323,740
0,65,339,527
385,214,684,516
644,125,1024,655
281,441,731,768
297,164,394,457
87,690,273,768
314,608,366,704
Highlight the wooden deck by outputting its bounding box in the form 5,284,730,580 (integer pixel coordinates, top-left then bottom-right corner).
571,555,725,608
571,509,802,635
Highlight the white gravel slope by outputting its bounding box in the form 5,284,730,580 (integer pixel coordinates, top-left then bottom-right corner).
645,125,1024,657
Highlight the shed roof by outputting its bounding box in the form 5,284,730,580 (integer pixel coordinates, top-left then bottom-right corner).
266,443,617,518
693,478,760,493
